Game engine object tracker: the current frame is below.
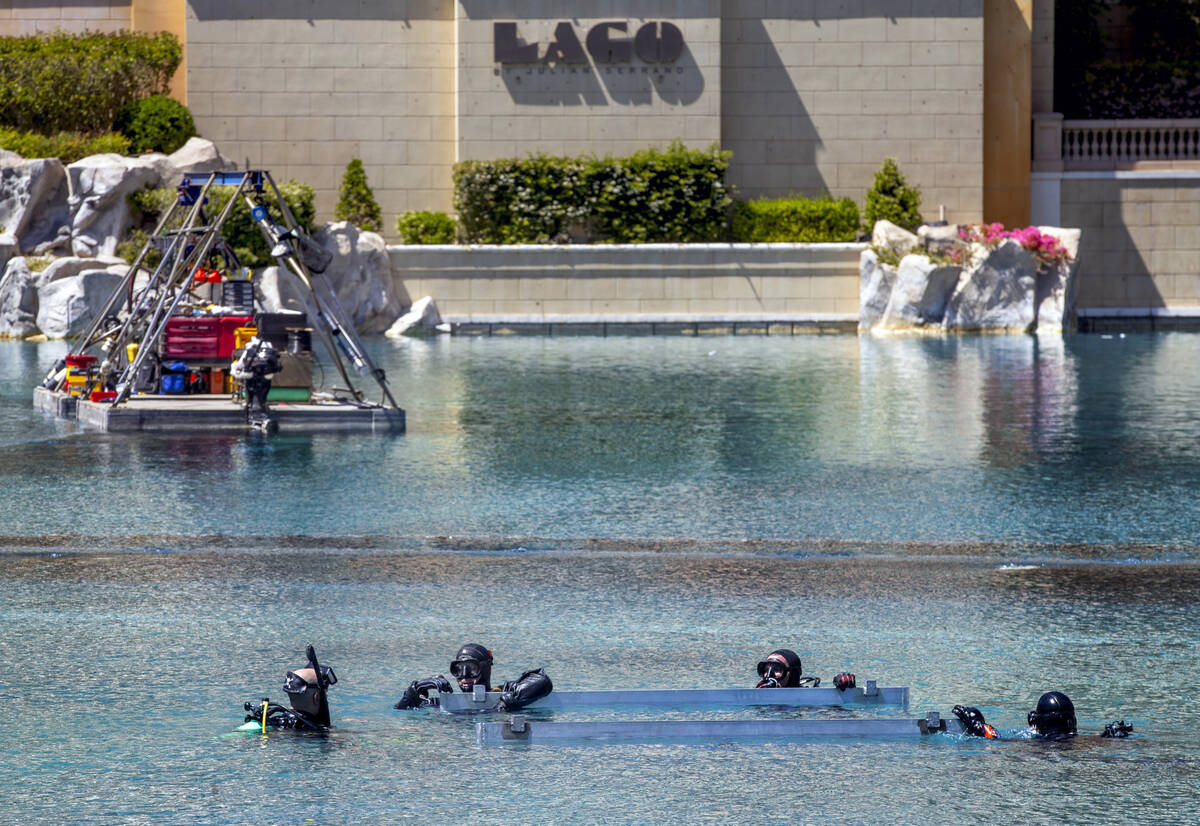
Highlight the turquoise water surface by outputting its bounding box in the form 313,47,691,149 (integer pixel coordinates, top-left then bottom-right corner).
1,334,1198,824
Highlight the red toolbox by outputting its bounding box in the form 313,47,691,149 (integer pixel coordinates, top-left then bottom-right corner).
163,315,253,359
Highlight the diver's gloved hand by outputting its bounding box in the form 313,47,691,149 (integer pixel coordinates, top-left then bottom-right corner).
952,705,997,738
394,676,449,710
498,668,553,711
833,673,856,690
1102,720,1133,738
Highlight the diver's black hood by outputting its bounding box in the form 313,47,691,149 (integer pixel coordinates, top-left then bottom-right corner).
283,645,337,727
764,649,803,687
1028,690,1076,737
453,642,493,691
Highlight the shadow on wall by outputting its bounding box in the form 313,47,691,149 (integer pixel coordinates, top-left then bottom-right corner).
1062,178,1169,315
721,17,826,198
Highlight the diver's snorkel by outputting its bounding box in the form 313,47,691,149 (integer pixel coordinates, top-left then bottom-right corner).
305,645,333,728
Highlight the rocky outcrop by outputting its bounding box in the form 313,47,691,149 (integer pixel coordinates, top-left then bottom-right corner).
861,223,1081,335
871,220,920,258
35,269,125,339
1034,227,1082,335
0,155,71,254
878,254,961,330
311,221,401,333
66,154,164,257
944,240,1037,332
0,257,39,338
162,137,236,180
385,295,446,337
859,249,896,331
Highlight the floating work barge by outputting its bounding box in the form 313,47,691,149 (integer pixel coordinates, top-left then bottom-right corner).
33,387,403,433
35,170,404,435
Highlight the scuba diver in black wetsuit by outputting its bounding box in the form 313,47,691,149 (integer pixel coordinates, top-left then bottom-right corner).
754,648,858,691
953,691,1133,740
243,645,338,731
393,642,553,711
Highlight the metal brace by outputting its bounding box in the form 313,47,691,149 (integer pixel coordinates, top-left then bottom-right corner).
472,684,487,703
918,711,946,735
501,714,530,740
863,680,879,698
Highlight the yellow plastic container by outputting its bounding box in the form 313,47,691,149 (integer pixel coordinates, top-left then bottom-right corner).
126,342,139,363
233,327,257,349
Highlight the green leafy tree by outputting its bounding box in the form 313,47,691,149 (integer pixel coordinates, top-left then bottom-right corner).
113,94,195,153
864,158,922,232
335,158,382,232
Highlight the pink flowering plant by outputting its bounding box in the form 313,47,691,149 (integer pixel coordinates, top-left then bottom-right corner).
959,223,1071,269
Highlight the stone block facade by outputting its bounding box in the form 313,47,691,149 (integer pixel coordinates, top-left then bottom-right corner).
389,243,863,320
1063,176,1200,310
0,1,130,35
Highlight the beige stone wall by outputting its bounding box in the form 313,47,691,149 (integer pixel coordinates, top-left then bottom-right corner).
389,243,862,320
1063,175,1200,309
721,3,984,224
185,0,456,222
1031,0,1053,113
0,1,130,35
455,2,721,161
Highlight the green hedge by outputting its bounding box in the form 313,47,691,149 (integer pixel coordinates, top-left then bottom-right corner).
0,126,130,162
0,30,181,135
730,196,860,242
396,211,456,244
453,141,732,244
119,180,316,269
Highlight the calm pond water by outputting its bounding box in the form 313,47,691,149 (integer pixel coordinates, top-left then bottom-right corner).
2,333,1199,824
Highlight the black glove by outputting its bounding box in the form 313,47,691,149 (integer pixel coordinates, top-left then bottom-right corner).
953,705,996,738
1102,720,1133,738
393,676,451,710
497,668,553,711
833,673,856,690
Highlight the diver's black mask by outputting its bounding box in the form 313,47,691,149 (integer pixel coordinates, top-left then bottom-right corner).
756,661,790,682
1027,708,1076,736
450,660,483,680
284,666,337,718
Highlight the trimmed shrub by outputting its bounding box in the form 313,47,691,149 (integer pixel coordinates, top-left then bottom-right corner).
334,159,382,232
113,94,195,154
864,158,922,232
396,211,456,244
0,126,130,162
730,195,860,243
453,141,732,244
118,180,316,268
0,30,181,135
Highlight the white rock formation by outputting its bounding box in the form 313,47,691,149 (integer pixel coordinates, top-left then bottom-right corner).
0,155,71,254
35,269,125,339
858,249,896,331
385,295,444,338
871,220,920,258
0,257,39,338
944,239,1037,332
1034,226,1082,335
162,137,236,180
311,221,401,333
877,254,962,330
66,154,163,257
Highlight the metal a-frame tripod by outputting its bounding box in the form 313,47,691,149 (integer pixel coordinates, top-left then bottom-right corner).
56,170,400,412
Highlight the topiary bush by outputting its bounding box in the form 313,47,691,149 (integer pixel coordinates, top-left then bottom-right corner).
396,211,457,244
0,126,130,162
0,31,181,135
334,158,382,232
864,158,922,232
730,195,861,243
453,141,732,244
113,94,195,154
119,180,316,268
